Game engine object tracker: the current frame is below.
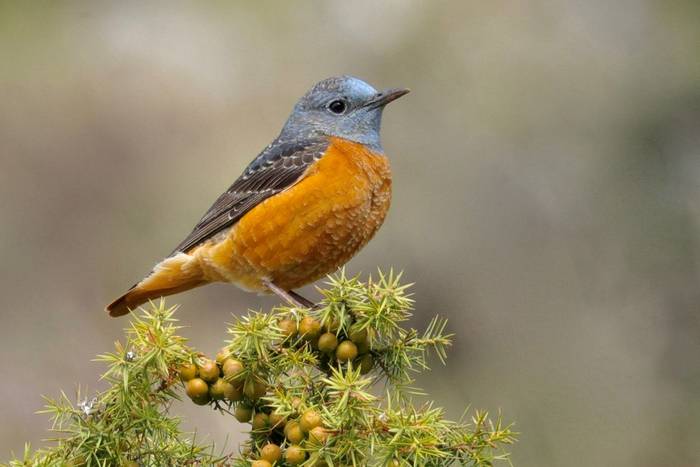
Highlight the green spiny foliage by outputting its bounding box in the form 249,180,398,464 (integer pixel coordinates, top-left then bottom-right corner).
7,270,515,466
7,303,222,466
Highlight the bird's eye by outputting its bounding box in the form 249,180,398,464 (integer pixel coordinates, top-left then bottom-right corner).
327,99,347,114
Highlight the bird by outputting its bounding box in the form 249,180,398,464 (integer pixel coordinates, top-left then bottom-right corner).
106,76,408,317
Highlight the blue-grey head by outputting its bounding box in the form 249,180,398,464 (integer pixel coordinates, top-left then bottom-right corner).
280,76,409,152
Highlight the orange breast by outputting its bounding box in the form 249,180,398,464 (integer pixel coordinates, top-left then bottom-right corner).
191,137,392,292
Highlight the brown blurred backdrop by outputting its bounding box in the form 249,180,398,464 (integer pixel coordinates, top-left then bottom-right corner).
1,1,699,465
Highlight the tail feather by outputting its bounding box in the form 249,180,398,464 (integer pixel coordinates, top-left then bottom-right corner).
106,281,206,316
106,253,205,317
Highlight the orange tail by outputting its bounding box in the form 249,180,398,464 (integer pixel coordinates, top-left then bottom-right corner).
106,253,206,317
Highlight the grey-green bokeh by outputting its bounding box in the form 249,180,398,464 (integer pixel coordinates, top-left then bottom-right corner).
1,2,699,465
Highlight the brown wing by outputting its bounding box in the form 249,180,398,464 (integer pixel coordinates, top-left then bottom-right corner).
170,137,329,255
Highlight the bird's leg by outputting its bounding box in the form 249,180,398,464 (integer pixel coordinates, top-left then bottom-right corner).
288,289,317,308
262,279,315,309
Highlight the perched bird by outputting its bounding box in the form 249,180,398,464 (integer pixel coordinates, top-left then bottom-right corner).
106,76,408,316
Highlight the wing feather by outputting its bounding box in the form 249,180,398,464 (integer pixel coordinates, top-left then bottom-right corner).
170,137,328,255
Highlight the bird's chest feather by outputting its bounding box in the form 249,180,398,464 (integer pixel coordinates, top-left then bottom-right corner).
196,137,392,290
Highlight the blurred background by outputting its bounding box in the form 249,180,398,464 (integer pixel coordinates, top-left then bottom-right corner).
1,1,699,465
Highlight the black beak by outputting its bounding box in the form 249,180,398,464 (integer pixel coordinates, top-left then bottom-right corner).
365,88,410,109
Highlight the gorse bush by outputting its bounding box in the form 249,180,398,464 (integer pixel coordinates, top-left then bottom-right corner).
9,270,515,466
